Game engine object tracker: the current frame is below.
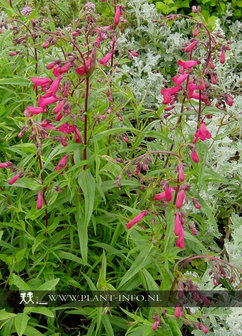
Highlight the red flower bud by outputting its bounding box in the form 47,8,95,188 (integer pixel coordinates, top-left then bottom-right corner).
37,190,43,209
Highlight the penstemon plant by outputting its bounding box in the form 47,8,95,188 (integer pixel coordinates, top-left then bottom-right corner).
0,1,241,335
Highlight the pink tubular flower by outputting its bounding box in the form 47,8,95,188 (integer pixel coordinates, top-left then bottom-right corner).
198,323,208,334
178,166,185,182
178,60,198,72
176,227,184,249
56,122,73,134
161,86,181,104
0,161,12,168
99,52,113,67
210,73,217,84
193,122,211,143
38,95,58,107
24,106,46,117
154,192,166,200
224,94,234,106
174,213,181,236
126,210,148,230
172,73,189,85
46,62,56,70
193,24,198,37
8,172,22,185
30,77,52,90
192,198,201,209
220,49,225,64
174,305,181,318
114,6,122,26
190,150,199,163
199,77,205,90
209,60,215,70
37,190,43,209
54,155,69,171
76,58,92,76
129,50,138,57
176,190,185,209
53,100,65,114
46,77,61,96
40,119,54,130
184,40,197,53
164,186,173,202
188,223,197,236
73,125,82,143
152,321,159,330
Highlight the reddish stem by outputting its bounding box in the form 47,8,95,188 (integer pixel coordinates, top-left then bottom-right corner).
170,255,242,296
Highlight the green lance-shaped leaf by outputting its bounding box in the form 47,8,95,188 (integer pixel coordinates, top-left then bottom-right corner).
77,170,96,263
14,313,30,336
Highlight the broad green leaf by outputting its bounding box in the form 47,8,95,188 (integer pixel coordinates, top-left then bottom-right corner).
24,307,54,318
0,309,16,321
77,170,95,263
38,279,60,291
14,313,29,336
12,275,31,291
23,326,44,336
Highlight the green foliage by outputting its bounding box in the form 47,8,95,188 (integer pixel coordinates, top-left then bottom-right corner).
152,0,241,20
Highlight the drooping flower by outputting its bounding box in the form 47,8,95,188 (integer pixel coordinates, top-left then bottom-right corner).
46,77,62,96
154,192,166,200
174,305,181,318
37,190,43,209
198,323,208,334
128,50,138,57
24,106,46,117
193,24,198,37
56,123,73,134
30,77,52,91
38,96,58,107
126,210,148,230
193,122,211,143
224,93,234,106
8,172,22,185
172,73,189,85
192,198,201,209
114,6,122,26
99,52,113,67
210,73,217,84
53,100,65,114
209,60,215,69
199,77,205,90
0,161,12,168
178,60,198,72
161,86,181,104
176,190,185,209
190,150,199,163
184,40,197,53
174,213,181,236
54,155,69,171
176,226,184,249
164,186,173,202
73,125,82,143
220,49,225,64
152,321,159,331
178,165,185,182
